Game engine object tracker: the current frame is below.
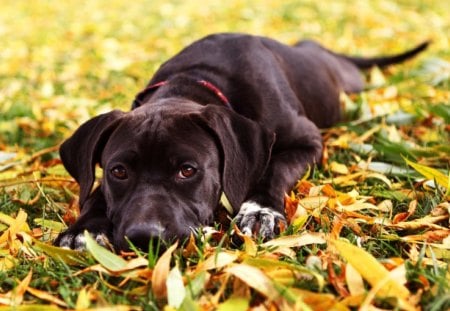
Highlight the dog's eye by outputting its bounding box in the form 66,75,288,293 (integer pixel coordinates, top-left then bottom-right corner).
178,164,197,179
110,165,128,180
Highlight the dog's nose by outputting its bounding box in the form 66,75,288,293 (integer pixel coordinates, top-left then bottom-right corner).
125,223,165,250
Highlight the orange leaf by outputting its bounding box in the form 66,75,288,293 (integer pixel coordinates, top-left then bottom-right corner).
296,180,315,196
284,193,299,223
151,242,178,300
321,184,337,198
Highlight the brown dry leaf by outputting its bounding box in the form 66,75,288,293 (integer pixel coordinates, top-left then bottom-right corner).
402,229,450,244
327,258,349,297
151,242,178,300
389,215,448,230
393,200,417,224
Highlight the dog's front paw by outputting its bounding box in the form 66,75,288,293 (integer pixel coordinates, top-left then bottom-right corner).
55,230,111,251
234,201,286,240
54,217,113,251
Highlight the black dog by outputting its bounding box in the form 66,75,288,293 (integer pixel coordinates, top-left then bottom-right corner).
55,33,428,250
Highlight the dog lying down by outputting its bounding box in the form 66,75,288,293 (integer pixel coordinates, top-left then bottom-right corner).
55,33,428,251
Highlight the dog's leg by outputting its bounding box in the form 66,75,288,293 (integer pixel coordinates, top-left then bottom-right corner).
54,187,113,251
235,115,323,240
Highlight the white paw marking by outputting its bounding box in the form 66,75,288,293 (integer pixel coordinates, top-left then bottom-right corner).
57,232,110,251
235,201,286,239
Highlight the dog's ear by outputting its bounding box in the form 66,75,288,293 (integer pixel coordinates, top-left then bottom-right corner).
192,106,275,211
60,110,124,206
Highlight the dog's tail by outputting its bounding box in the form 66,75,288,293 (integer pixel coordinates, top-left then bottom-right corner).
338,41,430,69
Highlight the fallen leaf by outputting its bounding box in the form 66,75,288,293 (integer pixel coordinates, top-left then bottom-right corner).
262,232,326,249
152,242,178,300
84,230,127,271
225,264,278,300
27,286,68,308
345,263,365,296
197,250,238,271
33,238,86,266
404,157,449,190
332,239,411,304
166,265,186,309
0,270,32,305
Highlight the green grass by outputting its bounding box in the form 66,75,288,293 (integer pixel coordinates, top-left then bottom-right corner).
1,0,449,310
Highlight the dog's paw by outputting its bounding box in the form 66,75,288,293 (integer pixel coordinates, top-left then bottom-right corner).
234,201,286,240
55,230,111,251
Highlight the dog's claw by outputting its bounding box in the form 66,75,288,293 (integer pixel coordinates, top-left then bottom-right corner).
235,201,286,240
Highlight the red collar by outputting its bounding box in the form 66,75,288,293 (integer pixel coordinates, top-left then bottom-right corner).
133,79,231,108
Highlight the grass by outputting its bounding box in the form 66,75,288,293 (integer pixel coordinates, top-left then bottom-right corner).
0,0,449,310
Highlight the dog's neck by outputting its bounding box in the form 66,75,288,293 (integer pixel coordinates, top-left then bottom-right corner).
132,75,232,109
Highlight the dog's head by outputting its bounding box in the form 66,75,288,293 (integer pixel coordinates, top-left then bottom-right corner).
60,99,274,250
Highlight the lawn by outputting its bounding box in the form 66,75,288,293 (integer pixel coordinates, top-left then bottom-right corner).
0,0,449,310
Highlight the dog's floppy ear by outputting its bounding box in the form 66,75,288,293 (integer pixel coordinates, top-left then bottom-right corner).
192,105,275,212
60,110,124,206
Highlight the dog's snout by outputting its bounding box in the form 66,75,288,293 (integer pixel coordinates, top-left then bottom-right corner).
125,223,165,250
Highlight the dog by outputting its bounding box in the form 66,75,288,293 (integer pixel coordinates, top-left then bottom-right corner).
54,33,428,251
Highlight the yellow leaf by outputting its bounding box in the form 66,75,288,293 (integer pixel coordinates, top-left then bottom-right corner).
330,161,349,175
33,238,86,266
337,201,382,213
75,288,90,310
225,264,278,300
152,242,178,300
242,234,258,256
345,264,365,296
0,209,30,245
364,172,392,188
332,239,413,307
217,298,248,311
27,287,68,308
289,288,348,311
233,224,257,256
403,157,450,190
262,232,326,249
0,255,16,271
197,251,238,271
369,66,386,87
0,305,62,311
299,196,329,210
0,270,32,305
